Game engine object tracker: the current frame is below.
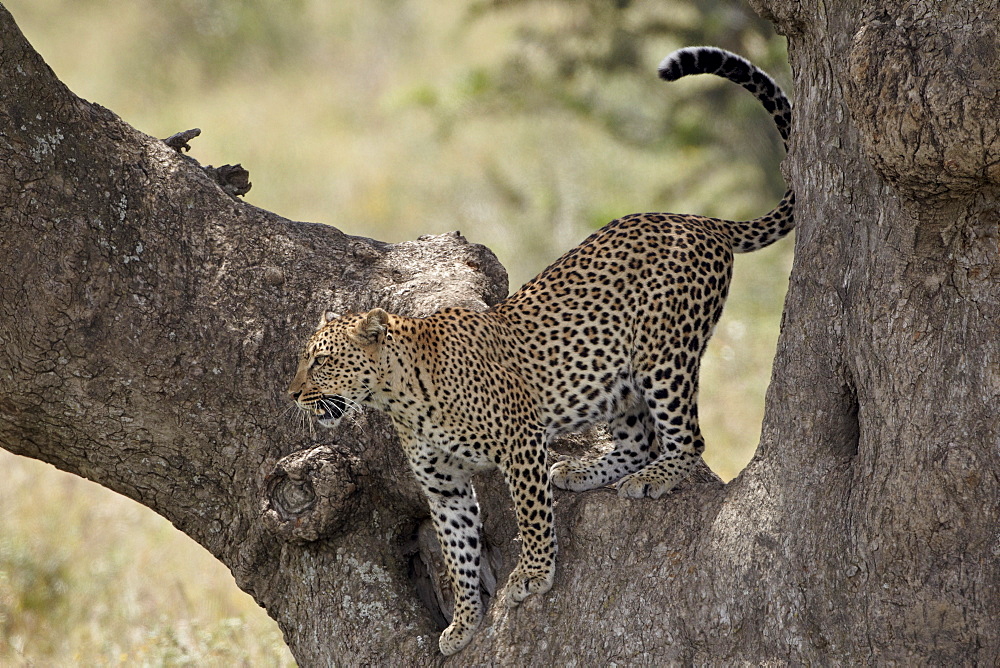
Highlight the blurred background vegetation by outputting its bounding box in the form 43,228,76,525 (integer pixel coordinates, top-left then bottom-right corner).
2,0,790,663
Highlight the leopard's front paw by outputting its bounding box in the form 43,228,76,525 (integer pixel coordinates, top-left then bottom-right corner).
438,618,478,656
505,564,555,608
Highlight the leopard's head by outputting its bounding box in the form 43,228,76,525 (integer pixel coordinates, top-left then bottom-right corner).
287,308,389,428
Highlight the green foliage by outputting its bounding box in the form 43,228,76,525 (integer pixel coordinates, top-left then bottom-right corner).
443,1,788,177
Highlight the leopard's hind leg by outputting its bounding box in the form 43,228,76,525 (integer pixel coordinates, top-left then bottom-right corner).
616,369,704,499
500,430,557,607
550,399,658,492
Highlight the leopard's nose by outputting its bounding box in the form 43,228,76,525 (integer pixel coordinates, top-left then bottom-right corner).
288,388,302,401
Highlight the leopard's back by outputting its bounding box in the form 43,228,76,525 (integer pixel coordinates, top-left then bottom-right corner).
495,211,734,434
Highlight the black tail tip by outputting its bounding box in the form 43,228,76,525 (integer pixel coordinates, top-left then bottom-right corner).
657,49,694,82
658,47,743,82
657,63,681,81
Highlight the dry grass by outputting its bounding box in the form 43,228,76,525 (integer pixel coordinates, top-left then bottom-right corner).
0,452,294,666
2,0,791,662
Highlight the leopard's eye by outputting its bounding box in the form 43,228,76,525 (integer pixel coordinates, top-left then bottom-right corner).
312,355,330,368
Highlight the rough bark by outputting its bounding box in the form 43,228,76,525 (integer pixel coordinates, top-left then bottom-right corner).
2,1,998,665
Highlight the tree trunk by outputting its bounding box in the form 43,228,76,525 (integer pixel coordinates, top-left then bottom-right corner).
2,1,998,665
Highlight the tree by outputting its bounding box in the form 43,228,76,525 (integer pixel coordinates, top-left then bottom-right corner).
1,0,998,664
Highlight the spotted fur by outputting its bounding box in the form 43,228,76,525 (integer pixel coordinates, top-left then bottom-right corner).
288,47,793,655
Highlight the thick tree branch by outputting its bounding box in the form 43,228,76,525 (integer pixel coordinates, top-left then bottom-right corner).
0,5,512,662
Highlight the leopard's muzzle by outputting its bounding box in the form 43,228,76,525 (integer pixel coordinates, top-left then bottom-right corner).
316,395,347,427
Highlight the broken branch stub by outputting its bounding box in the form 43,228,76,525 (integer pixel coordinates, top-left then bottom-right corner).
262,444,365,543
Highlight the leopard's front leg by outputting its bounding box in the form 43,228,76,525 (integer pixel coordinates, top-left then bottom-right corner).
500,434,556,607
423,483,484,655
404,441,485,657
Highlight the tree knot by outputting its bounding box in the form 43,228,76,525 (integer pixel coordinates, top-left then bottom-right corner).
262,444,363,543
204,163,252,198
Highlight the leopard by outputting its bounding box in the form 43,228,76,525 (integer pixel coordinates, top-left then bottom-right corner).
288,46,793,656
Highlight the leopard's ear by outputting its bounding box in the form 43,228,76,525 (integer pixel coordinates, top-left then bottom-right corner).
351,308,389,345
317,309,341,329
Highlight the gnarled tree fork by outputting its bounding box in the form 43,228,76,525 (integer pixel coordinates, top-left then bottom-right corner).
1,0,998,664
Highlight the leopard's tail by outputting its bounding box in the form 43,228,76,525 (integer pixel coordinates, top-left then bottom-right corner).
658,46,794,253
